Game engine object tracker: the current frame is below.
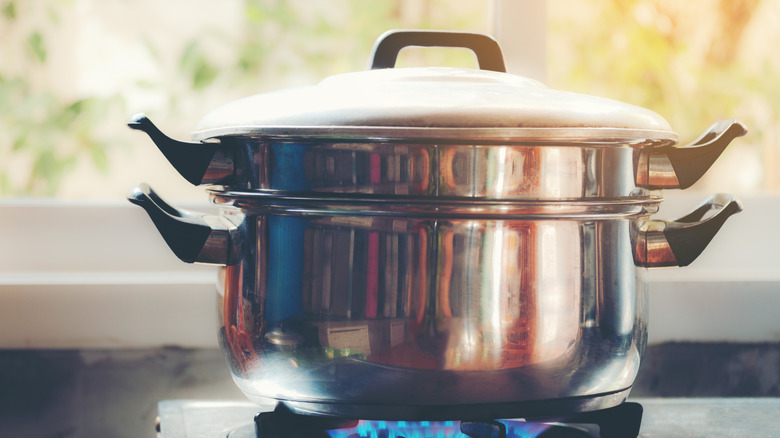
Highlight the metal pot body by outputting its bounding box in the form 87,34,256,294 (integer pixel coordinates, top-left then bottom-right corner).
128,182,741,418
214,197,653,419
225,140,644,199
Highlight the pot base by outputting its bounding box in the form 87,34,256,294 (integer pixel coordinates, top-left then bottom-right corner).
253,388,632,421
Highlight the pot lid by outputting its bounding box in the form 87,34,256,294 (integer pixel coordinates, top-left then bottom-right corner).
192,30,677,145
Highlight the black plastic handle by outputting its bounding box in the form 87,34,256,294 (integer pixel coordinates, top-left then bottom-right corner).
636,193,742,268
663,193,743,267
128,183,224,264
369,30,506,72
127,113,222,186
639,120,747,190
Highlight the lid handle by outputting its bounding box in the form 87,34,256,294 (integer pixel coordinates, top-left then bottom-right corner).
369,30,507,72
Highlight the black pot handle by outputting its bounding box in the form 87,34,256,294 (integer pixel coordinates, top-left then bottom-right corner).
369,29,506,72
635,193,742,268
128,183,235,265
637,120,747,189
128,113,234,186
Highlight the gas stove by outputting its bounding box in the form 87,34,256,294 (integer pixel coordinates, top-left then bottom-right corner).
156,398,780,438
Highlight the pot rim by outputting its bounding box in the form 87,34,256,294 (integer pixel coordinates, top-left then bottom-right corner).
192,125,679,146
210,190,663,219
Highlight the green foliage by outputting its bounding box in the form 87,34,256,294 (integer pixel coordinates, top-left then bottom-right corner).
234,0,402,84
549,0,775,145
0,71,118,195
2,1,15,20
27,31,46,63
180,41,219,91
0,2,120,197
1,0,487,197
548,0,780,193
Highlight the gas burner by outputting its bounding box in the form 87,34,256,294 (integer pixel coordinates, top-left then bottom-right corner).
157,398,780,437
225,403,643,438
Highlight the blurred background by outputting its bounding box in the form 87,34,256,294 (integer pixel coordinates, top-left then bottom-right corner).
1,0,778,200
1,1,779,436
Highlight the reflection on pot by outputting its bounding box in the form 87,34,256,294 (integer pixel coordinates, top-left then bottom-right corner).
219,264,258,373
438,221,540,370
236,141,641,199
246,141,435,195
218,214,610,376
213,209,651,410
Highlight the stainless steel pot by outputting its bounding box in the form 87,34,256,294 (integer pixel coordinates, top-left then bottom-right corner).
129,184,741,420
127,30,746,420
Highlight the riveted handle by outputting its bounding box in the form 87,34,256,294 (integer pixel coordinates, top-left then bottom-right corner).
637,120,747,190
369,30,506,72
128,113,234,186
127,183,235,265
635,194,743,268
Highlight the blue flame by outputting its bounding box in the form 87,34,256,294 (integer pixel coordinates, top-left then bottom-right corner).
325,420,554,438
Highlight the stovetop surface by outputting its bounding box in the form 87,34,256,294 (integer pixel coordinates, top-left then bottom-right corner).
157,398,780,438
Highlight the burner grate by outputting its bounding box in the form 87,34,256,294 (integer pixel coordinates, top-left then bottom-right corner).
251,403,642,438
